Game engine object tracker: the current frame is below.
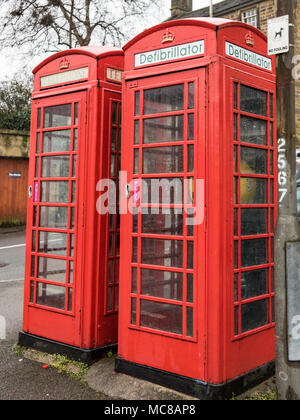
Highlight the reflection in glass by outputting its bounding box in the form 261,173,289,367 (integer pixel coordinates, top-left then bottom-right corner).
41,181,69,203
44,104,72,128
38,257,67,282
144,84,184,115
241,208,268,235
43,130,71,153
240,178,267,204
39,232,68,256
142,177,183,205
143,146,184,174
39,206,68,229
240,116,267,145
36,282,65,310
187,307,193,337
135,91,140,116
241,269,268,300
241,238,267,267
240,85,267,116
42,156,70,178
188,82,195,109
241,299,269,333
141,269,183,300
240,147,267,174
140,300,182,335
141,238,183,268
142,211,183,236
143,115,184,144
188,114,194,140
187,274,193,303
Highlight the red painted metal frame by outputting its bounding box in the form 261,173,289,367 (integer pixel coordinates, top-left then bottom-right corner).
23,47,124,350
118,18,277,385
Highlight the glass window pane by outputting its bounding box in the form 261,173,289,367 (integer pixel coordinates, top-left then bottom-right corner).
132,237,138,263
131,298,137,325
142,177,183,205
68,261,74,284
143,115,184,144
73,129,78,151
141,238,183,268
142,211,183,236
240,147,267,174
41,181,69,203
134,149,139,174
143,146,184,174
36,283,65,310
37,108,41,129
234,306,239,335
144,84,184,115
234,274,239,302
74,103,78,125
240,116,267,145
43,130,71,153
38,257,67,282
42,156,70,178
134,120,140,145
240,178,267,204
44,104,72,128
141,269,183,300
39,232,68,256
188,82,194,109
140,300,182,335
241,208,268,236
188,114,194,140
68,288,73,312
107,260,114,285
39,206,68,229
240,85,267,116
187,307,193,337
107,287,113,311
112,102,118,125
36,133,40,153
134,91,140,116
72,155,77,177
241,269,268,300
233,83,238,110
187,242,194,269
132,268,137,294
241,238,267,268
188,145,194,173
241,299,269,333
187,273,193,303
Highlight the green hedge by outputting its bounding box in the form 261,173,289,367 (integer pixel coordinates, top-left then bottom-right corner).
0,109,31,131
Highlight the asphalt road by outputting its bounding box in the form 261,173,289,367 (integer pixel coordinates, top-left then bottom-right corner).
0,228,109,400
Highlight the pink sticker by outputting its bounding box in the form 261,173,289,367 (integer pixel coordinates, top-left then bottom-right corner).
34,182,39,202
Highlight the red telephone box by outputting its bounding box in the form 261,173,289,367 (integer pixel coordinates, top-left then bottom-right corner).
116,18,277,398
19,46,124,362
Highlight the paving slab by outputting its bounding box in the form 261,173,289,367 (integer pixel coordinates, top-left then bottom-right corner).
84,357,197,400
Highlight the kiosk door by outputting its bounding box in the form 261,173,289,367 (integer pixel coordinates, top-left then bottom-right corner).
23,91,86,346
120,69,206,379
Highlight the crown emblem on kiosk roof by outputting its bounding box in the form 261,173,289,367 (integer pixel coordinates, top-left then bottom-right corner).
245,32,255,47
161,29,175,44
59,57,70,70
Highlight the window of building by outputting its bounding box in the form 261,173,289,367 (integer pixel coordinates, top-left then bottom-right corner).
241,8,259,28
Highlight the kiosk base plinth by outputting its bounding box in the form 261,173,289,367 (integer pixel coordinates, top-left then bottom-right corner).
115,357,275,400
18,331,117,364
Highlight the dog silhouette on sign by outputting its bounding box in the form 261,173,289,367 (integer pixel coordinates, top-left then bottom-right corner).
275,28,284,39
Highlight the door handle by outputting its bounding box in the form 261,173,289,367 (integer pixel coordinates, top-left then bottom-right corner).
28,185,33,198
125,184,130,199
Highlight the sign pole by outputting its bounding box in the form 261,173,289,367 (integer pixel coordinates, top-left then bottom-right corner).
209,1,213,18
274,0,300,400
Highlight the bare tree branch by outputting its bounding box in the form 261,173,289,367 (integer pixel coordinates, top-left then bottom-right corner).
0,0,160,55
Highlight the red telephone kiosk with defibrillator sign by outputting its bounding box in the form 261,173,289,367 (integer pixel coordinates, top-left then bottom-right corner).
116,18,277,398
19,46,124,362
